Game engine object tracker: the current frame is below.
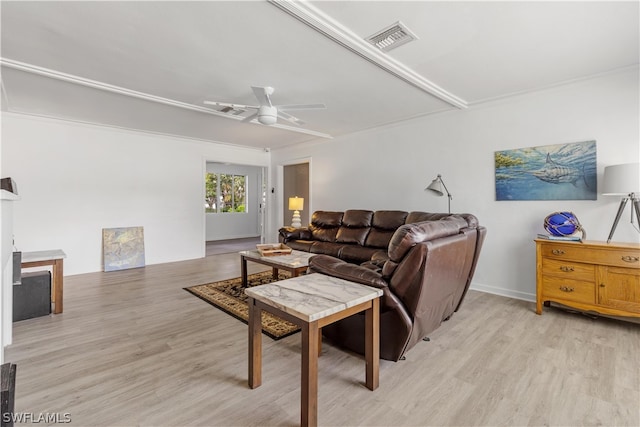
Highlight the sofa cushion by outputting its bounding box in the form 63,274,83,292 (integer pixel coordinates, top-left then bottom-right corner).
311,211,343,227
336,210,373,245
310,241,343,258
364,211,408,248
339,245,380,264
406,211,479,228
388,216,469,262
372,210,408,229
286,240,314,252
336,227,369,245
342,210,373,227
364,229,397,249
308,255,388,289
310,226,339,242
309,211,343,242
405,212,447,223
280,226,313,241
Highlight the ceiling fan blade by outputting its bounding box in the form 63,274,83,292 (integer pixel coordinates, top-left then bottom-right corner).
270,123,332,139
242,112,259,123
278,103,326,111
278,110,305,126
251,86,273,107
204,100,256,110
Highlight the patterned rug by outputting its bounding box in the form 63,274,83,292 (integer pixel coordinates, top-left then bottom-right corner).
184,271,300,340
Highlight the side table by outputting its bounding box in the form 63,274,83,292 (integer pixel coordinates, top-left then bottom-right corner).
21,250,66,314
245,273,382,427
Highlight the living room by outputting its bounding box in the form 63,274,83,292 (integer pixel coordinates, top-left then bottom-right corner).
1,1,639,426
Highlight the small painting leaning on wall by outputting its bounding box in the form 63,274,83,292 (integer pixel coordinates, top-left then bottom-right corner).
495,140,597,201
102,226,146,272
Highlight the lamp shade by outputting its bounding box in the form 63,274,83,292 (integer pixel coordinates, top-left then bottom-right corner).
288,196,304,211
426,177,444,196
602,163,640,195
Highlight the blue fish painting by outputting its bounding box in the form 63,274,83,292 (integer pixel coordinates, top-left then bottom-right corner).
495,141,597,201
532,153,588,187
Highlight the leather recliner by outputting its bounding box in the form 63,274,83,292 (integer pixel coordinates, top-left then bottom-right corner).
307,215,486,361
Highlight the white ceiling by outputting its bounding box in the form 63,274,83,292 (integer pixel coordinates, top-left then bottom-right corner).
1,1,638,150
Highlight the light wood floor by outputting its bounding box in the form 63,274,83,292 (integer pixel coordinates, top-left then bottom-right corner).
206,237,261,256
6,253,639,426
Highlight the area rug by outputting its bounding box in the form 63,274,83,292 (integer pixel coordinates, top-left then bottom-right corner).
184,271,300,340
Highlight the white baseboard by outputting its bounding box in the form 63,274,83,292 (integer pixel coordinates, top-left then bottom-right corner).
470,282,535,303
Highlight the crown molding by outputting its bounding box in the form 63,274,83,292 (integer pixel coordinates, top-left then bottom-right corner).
0,58,332,139
1,110,271,151
268,0,468,109
0,58,230,116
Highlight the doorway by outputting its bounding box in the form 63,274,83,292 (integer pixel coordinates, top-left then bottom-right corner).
204,162,267,246
283,162,310,228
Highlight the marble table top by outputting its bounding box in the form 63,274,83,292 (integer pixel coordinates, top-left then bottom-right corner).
21,249,67,263
245,273,383,322
240,249,315,268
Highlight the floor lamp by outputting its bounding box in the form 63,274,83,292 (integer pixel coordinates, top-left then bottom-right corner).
602,163,640,243
426,174,452,213
288,196,304,228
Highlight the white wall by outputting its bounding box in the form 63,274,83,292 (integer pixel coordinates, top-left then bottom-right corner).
270,68,640,302
1,114,269,275
205,163,263,241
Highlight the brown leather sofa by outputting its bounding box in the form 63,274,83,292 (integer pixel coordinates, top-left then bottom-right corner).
279,210,486,361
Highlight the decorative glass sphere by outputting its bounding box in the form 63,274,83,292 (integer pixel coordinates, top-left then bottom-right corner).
544,212,579,236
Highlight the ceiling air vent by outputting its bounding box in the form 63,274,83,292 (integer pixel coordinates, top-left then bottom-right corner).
219,106,246,116
366,21,418,52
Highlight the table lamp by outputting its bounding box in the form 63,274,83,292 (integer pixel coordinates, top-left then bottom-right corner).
602,163,640,243
426,174,452,213
288,196,304,228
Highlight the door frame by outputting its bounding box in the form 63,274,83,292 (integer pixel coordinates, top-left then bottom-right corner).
277,157,312,230
201,158,269,254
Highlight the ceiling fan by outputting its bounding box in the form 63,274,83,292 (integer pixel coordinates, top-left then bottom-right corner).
204,86,326,126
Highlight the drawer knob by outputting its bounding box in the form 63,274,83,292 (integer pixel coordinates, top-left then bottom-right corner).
559,266,574,272
621,255,639,263
559,286,574,292
552,249,566,255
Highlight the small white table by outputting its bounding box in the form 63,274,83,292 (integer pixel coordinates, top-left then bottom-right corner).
21,250,66,314
245,273,382,427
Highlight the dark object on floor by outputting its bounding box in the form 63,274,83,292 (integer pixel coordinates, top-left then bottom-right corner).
13,271,51,322
1,363,17,427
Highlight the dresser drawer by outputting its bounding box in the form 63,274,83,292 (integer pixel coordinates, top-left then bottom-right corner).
539,242,593,263
540,242,640,268
541,276,595,304
541,258,595,281
594,249,640,269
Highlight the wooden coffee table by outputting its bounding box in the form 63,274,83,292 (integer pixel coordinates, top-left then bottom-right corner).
239,249,315,286
245,273,382,427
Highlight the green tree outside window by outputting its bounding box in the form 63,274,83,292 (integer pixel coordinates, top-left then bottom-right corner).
205,173,246,213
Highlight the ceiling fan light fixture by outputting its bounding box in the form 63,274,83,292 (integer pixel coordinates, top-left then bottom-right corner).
366,21,418,52
257,105,278,125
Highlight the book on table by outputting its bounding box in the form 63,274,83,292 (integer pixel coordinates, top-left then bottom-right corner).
536,233,582,241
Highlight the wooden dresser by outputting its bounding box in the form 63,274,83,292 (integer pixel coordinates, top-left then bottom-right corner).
535,239,640,318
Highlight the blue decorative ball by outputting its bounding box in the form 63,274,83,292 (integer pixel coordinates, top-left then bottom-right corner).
544,212,579,236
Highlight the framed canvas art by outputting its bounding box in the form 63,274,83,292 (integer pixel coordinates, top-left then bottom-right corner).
102,226,146,272
495,140,597,201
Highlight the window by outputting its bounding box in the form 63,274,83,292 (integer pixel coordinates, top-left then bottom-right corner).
205,173,246,213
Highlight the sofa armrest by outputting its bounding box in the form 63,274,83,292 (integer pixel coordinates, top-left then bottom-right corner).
278,226,312,243
308,255,388,289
